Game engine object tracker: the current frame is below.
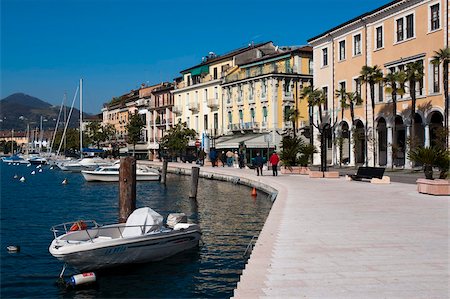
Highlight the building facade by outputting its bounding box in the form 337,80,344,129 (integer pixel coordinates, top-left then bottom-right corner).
308,0,449,168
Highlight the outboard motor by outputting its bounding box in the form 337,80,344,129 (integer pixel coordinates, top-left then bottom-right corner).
166,213,188,228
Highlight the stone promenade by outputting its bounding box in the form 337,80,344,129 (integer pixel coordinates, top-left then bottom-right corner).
143,161,449,298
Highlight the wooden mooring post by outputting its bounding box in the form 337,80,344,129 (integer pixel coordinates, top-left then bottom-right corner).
189,166,200,199
161,160,168,184
119,157,136,223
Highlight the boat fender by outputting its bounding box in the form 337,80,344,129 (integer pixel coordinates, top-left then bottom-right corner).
69,221,87,231
68,272,96,287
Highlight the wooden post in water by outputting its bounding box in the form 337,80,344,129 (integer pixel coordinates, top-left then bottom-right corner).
161,160,168,184
189,166,200,199
119,157,136,223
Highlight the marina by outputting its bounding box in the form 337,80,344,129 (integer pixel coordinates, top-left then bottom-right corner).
1,162,272,298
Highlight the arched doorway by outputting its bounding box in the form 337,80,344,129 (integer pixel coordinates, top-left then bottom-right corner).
394,116,405,166
339,122,350,165
354,120,365,164
413,113,425,148
429,112,445,147
377,118,387,166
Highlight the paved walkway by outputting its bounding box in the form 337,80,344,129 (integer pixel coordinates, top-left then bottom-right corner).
143,162,449,298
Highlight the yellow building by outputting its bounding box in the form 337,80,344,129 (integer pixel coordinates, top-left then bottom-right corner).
220,46,313,156
308,0,448,168
172,42,283,151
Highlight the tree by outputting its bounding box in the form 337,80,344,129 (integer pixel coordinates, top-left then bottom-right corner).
159,120,196,160
384,70,406,167
125,112,145,157
335,86,348,122
284,108,301,138
301,86,335,171
86,122,116,149
360,65,383,166
431,47,450,148
405,61,424,151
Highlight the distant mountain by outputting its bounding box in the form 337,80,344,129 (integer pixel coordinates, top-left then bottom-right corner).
0,93,91,131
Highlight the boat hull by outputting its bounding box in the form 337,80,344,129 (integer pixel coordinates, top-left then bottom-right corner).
81,171,160,182
50,227,200,271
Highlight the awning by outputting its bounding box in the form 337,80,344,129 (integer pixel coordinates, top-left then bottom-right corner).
189,65,209,76
215,133,281,149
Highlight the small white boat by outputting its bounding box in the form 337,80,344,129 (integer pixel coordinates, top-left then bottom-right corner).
56,157,114,172
81,163,160,182
49,207,201,271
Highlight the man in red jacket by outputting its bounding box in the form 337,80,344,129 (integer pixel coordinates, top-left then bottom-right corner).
269,151,280,176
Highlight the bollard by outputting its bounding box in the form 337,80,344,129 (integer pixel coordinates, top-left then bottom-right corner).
161,160,168,184
119,157,136,223
189,166,200,199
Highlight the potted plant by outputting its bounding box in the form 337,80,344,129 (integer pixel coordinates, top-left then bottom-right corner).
279,135,302,174
298,143,317,174
408,146,449,196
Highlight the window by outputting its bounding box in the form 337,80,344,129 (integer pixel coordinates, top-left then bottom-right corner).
239,110,243,124
322,86,328,111
396,18,404,41
378,82,383,102
261,80,267,97
250,108,255,123
339,40,346,60
214,87,218,99
284,79,291,95
432,63,440,93
262,106,268,123
214,113,218,130
204,115,208,130
396,14,414,42
430,4,440,31
375,26,383,49
406,14,414,38
354,79,361,97
227,111,232,125
353,34,361,56
213,67,218,80
204,89,208,102
322,48,328,66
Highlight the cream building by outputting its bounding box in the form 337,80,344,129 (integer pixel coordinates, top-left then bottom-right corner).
308,0,449,168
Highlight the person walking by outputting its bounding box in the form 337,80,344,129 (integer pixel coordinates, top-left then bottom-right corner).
219,151,226,167
226,150,234,167
269,151,280,176
198,148,206,166
209,148,218,167
238,151,245,169
253,152,264,176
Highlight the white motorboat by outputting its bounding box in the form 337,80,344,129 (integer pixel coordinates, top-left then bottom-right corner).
56,157,114,172
49,207,201,271
81,163,160,182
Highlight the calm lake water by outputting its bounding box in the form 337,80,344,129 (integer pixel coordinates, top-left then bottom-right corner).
0,162,272,298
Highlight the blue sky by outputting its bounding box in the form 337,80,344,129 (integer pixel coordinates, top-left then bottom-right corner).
1,0,391,114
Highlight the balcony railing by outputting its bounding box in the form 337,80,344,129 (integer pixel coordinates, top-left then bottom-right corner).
229,122,260,131
172,105,183,115
224,64,297,84
188,102,200,112
207,98,219,108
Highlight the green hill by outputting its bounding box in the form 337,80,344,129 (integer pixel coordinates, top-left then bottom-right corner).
0,93,90,131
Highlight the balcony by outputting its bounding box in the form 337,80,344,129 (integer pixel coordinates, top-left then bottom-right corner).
172,105,183,115
135,99,148,107
224,64,298,84
207,98,219,109
188,102,200,112
230,122,260,132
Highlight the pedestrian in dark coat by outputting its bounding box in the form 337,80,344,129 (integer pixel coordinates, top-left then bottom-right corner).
253,152,264,176
209,148,218,167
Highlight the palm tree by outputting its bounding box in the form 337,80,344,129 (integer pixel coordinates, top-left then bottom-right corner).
345,91,362,127
405,61,424,151
384,70,406,167
335,86,348,122
360,65,384,166
431,47,450,148
284,108,301,138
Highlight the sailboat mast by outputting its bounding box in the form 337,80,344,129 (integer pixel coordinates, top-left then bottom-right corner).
26,124,30,155
39,116,43,153
80,78,83,157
